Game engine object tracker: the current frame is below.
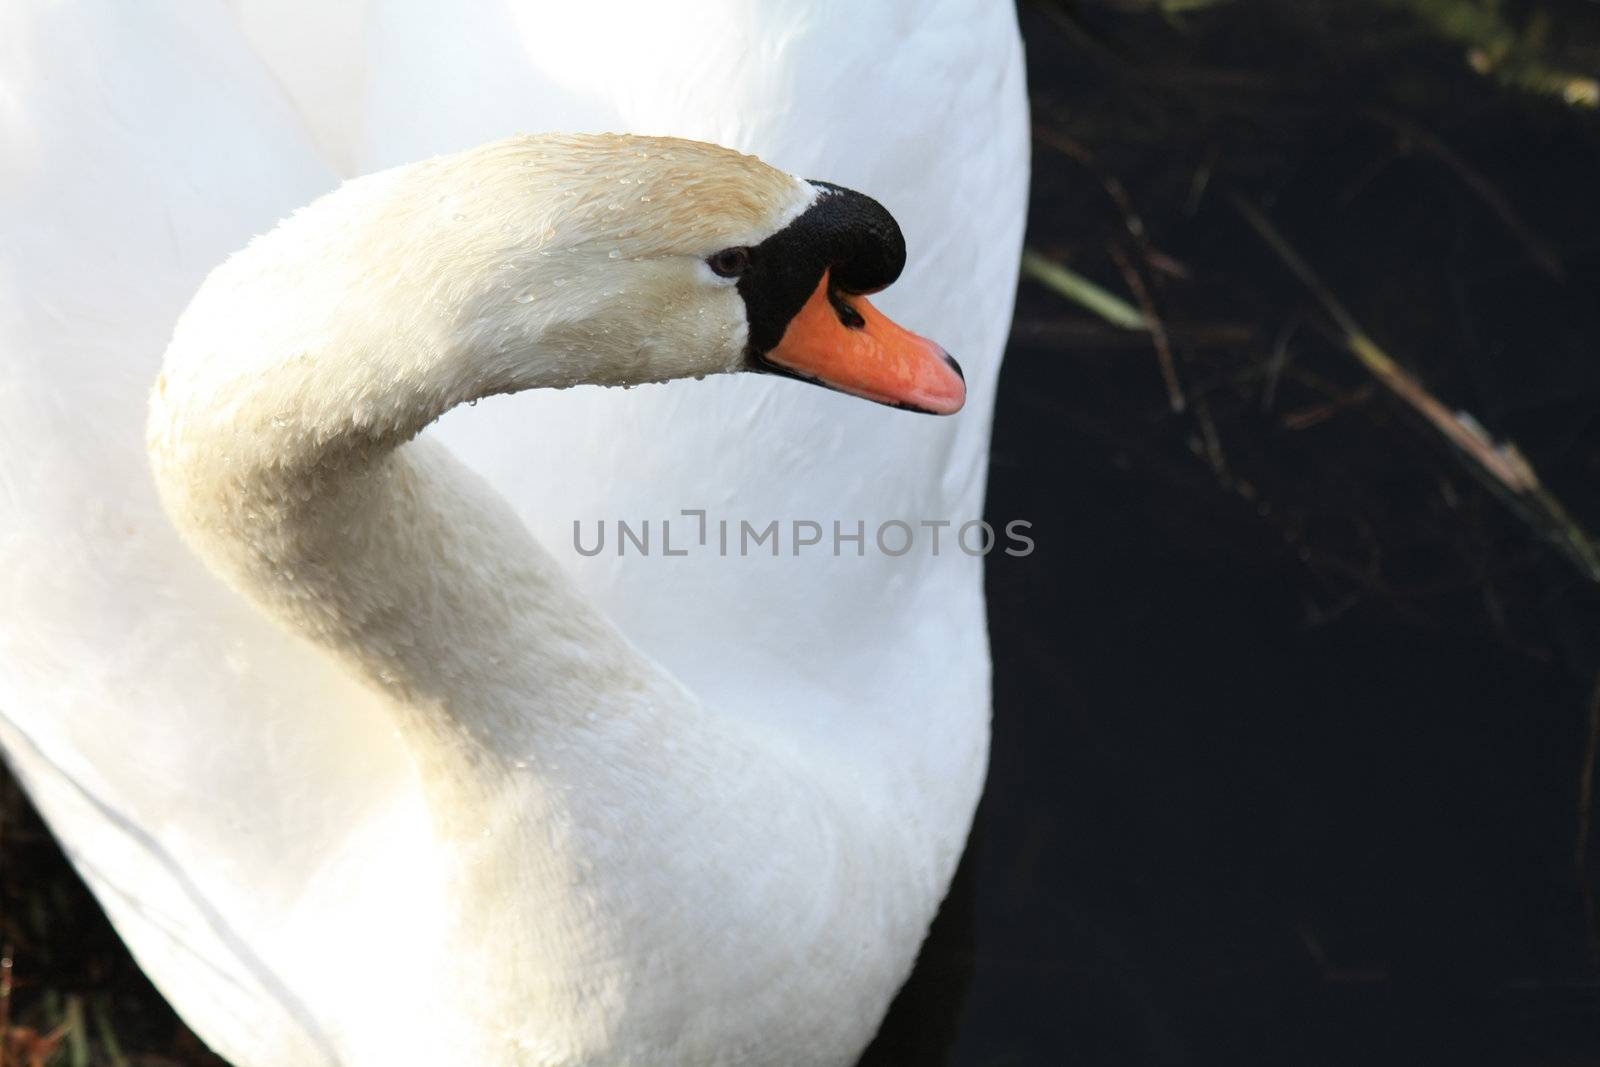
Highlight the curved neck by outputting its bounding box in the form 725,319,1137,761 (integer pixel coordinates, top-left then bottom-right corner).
278,437,673,741
158,398,696,822
145,165,721,820
172,321,714,753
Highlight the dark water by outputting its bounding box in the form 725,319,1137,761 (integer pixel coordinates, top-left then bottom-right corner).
871,3,1600,1064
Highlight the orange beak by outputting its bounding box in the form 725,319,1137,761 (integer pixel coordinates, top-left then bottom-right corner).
763,271,965,415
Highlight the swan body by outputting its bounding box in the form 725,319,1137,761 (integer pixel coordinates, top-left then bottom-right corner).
0,4,1028,1066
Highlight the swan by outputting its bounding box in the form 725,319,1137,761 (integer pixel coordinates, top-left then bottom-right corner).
0,3,1028,1065
146,130,968,1064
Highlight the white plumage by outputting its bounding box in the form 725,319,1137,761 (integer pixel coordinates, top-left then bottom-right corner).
0,3,1028,1065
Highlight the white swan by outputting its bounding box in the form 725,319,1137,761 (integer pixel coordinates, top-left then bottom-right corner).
0,4,1028,1065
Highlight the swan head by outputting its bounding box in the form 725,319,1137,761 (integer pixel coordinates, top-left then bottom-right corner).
444,134,966,416
151,134,966,476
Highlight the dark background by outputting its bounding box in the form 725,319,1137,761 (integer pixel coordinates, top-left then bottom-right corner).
6,2,1600,1064
875,1,1600,1064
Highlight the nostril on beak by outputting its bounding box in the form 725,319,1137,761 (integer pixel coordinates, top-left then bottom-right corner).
942,350,964,382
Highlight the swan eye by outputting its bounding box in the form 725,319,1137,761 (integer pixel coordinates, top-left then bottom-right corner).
707,247,750,278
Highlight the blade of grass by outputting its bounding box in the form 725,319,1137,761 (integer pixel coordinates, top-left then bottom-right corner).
1231,193,1600,585
1108,244,1186,412
63,996,86,1067
1021,249,1148,331
90,996,128,1067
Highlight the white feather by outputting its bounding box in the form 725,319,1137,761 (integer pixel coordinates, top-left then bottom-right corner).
0,3,1028,1065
